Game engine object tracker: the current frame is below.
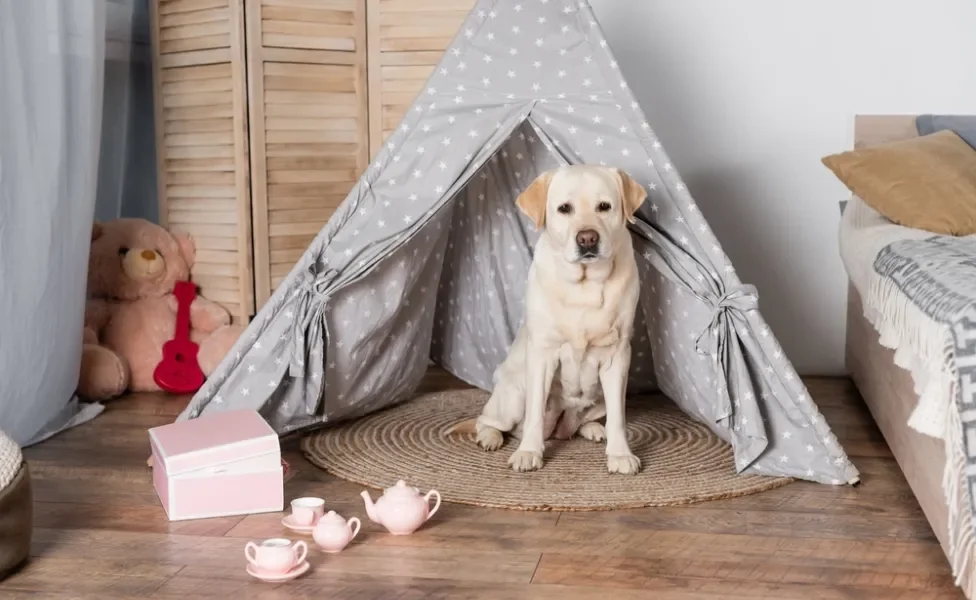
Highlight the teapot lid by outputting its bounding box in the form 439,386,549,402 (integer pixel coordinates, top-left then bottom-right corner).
317,510,346,525
383,479,421,499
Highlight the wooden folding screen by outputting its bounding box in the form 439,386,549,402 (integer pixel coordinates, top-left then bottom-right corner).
149,0,474,320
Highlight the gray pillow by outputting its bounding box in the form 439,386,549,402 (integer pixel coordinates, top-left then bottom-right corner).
916,114,976,151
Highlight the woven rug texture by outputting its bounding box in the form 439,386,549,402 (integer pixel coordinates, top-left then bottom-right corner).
301,389,791,511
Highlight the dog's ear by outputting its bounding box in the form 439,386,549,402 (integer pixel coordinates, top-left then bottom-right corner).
516,170,553,230
616,169,647,223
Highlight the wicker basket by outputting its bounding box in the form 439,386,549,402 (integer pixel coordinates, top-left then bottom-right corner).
0,431,31,580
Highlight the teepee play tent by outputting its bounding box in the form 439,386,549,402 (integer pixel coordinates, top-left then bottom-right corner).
177,0,859,485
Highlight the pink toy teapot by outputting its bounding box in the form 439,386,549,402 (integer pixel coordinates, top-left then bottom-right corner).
360,480,441,535
312,510,361,553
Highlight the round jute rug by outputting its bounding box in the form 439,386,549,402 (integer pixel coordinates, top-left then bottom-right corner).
300,389,791,511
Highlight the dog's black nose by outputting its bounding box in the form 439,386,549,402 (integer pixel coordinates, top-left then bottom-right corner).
576,229,599,249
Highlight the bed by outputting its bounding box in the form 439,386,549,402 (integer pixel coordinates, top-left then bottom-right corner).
842,114,976,598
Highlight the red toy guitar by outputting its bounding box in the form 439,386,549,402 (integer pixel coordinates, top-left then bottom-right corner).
153,280,205,394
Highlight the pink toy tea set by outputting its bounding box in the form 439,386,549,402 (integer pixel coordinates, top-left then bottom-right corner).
245,480,441,583
146,410,442,583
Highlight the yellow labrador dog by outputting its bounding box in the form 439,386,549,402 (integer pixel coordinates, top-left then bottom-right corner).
475,164,646,475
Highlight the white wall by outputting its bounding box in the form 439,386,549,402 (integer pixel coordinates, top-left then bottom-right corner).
591,0,976,375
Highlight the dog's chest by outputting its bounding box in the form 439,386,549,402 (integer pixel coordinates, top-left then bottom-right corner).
540,275,622,349
554,343,603,396
550,303,620,352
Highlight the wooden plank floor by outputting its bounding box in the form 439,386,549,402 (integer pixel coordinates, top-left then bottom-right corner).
1,371,965,599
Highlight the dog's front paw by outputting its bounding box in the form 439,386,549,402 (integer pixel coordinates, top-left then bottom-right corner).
476,427,504,451
578,422,606,443
508,449,543,472
607,453,641,475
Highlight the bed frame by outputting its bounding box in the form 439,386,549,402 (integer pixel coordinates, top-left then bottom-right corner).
844,115,951,556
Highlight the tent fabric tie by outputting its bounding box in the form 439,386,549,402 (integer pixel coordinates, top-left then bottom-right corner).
695,284,759,424
289,267,338,378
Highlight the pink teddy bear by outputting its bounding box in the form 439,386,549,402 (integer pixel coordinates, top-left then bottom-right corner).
78,218,243,400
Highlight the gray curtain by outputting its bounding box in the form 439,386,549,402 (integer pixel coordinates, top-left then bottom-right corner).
0,0,109,445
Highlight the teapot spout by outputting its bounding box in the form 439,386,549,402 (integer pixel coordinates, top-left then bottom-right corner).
360,490,380,523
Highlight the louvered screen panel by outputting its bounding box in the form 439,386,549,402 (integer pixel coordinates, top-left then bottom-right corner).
245,0,369,306
150,0,255,322
366,0,475,156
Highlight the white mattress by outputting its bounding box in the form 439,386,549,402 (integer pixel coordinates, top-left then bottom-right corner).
839,195,953,439
839,195,933,296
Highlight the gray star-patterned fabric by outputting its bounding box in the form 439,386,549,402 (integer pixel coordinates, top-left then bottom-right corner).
176,0,859,485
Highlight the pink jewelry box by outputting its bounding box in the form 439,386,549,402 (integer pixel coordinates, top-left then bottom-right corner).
148,409,284,521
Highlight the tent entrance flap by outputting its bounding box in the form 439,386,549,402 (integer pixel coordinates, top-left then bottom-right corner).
304,108,544,415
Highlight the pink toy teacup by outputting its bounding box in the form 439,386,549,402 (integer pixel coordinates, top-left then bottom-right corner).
245,538,308,574
312,510,361,553
289,497,325,526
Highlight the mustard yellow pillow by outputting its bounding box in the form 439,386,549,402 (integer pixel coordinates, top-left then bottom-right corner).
822,129,976,235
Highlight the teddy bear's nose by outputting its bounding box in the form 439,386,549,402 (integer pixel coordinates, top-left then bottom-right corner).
141,250,156,261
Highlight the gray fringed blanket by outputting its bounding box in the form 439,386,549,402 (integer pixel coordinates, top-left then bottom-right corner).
873,235,976,594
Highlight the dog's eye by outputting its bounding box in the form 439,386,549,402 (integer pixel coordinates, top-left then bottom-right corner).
597,201,612,212
118,247,129,256
556,203,573,215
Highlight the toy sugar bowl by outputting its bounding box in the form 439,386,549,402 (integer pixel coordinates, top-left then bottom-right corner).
360,479,441,535
312,510,361,553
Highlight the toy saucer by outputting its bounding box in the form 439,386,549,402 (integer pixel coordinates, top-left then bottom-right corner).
281,514,316,534
246,560,310,582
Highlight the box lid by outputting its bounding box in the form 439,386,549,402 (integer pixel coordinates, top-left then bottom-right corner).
148,409,279,476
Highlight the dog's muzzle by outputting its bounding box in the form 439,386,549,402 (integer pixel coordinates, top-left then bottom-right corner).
575,229,600,259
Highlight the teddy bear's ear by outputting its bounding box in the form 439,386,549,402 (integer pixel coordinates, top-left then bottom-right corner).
174,231,196,268
91,222,103,241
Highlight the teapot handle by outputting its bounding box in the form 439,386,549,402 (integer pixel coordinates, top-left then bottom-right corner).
423,490,441,521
